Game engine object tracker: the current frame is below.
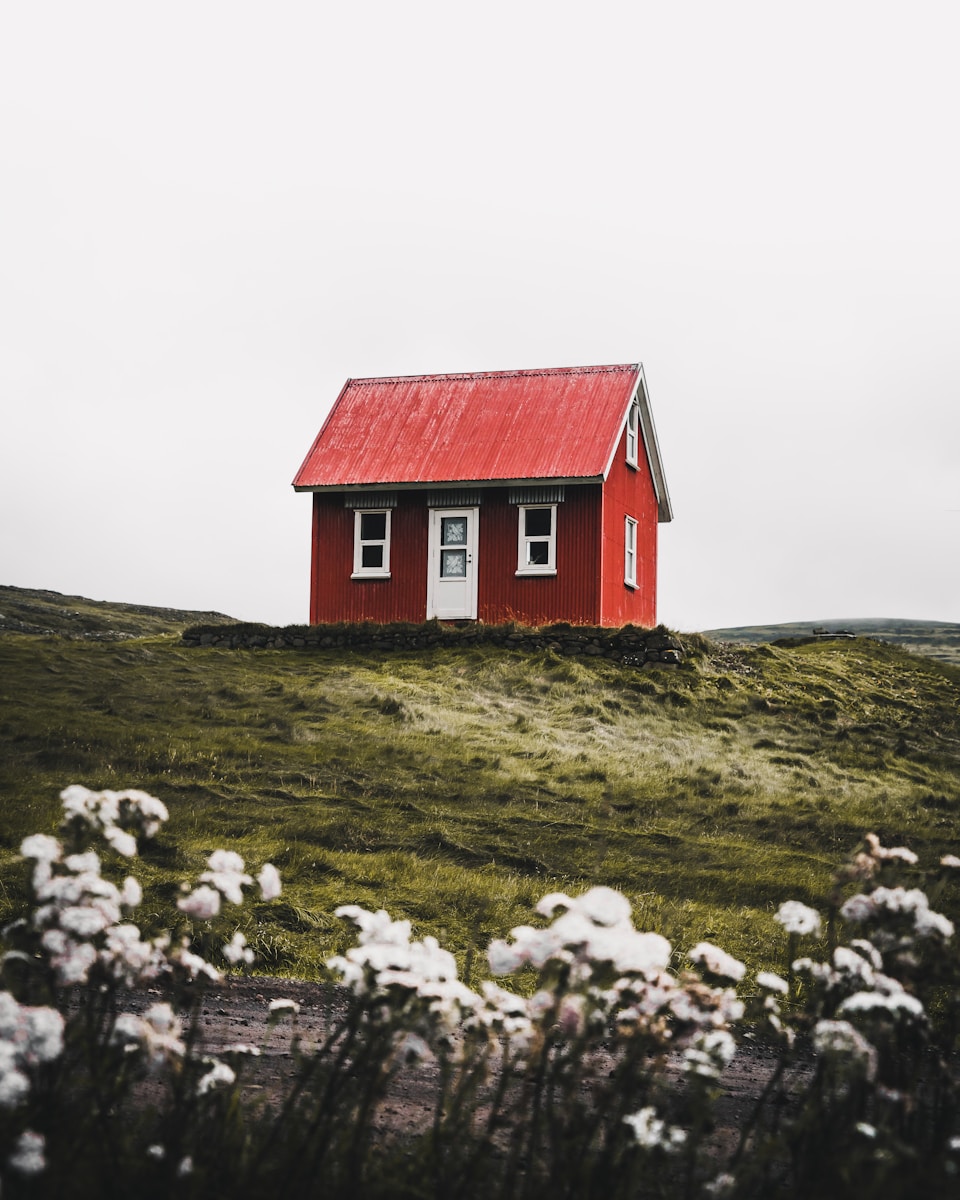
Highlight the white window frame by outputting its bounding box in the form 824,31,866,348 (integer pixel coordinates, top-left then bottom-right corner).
516,504,557,576
625,399,639,468
624,515,638,588
351,509,392,579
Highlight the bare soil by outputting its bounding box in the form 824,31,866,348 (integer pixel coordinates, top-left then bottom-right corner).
78,974,789,1145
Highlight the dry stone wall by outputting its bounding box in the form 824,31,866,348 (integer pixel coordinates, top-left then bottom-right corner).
181,621,684,664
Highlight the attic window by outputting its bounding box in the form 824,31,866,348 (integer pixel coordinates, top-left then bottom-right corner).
352,510,391,579
625,399,639,468
516,505,557,576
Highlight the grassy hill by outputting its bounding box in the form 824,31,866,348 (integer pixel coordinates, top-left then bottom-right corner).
706,616,960,666
2,589,959,982
0,583,236,639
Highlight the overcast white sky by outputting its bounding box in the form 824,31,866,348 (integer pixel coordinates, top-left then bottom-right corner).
2,2,958,632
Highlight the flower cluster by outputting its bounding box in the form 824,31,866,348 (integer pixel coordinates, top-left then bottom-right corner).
486,887,744,1057
2,784,284,1187
0,992,63,1179
179,852,281,920
20,835,160,987
330,906,481,1043
0,991,64,1106
59,784,169,857
773,900,822,938
111,1002,186,1068
623,1105,688,1153
840,885,954,943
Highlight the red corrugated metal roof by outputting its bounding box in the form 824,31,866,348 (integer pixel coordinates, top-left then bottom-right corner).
293,364,645,490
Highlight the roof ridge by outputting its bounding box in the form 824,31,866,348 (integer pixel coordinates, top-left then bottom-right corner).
349,364,638,386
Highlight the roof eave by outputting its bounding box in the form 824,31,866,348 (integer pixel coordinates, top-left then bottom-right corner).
293,474,605,494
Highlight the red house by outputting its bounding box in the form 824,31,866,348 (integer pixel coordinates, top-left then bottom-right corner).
292,363,672,628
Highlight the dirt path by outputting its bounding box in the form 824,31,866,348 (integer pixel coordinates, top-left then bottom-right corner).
76,974,789,1145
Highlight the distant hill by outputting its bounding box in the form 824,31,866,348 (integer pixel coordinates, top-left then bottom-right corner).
0,585,237,640
705,617,960,666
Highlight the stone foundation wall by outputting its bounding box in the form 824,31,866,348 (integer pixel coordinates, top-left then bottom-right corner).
181,621,684,664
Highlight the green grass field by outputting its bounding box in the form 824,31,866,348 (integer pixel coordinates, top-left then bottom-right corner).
2,587,958,982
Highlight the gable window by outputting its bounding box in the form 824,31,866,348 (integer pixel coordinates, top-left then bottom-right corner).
625,399,639,468
352,509,391,578
624,516,638,587
516,504,557,575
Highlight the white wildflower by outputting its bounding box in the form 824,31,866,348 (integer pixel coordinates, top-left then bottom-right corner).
577,886,632,927
8,1130,45,1175
487,938,527,975
0,1069,30,1107
105,826,139,857
914,906,955,940
857,1122,877,1138
169,941,222,982
689,942,746,982
257,862,282,901
177,1155,194,1177
849,939,883,969
101,924,164,984
535,891,575,917
838,989,925,1021
336,905,412,947
223,931,255,966
41,933,97,985
111,1003,185,1066
200,850,252,905
623,1106,688,1153
22,1006,65,1064
865,833,918,865
64,851,101,875
813,1019,878,1079
58,904,111,938
147,1144,165,1160
268,998,300,1016
684,1029,737,1079
757,971,788,994
178,885,221,921
197,1058,236,1095
704,1173,736,1197
20,834,62,862
940,855,960,869
120,876,142,908
117,789,168,837
774,901,822,937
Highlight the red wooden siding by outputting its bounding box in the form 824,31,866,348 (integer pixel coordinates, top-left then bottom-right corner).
310,494,429,624
310,487,612,627
599,424,659,627
477,486,603,626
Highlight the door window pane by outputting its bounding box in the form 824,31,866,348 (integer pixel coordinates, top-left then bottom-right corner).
441,517,467,546
441,549,467,578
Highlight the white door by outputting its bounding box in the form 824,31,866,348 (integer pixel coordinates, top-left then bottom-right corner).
426,508,478,619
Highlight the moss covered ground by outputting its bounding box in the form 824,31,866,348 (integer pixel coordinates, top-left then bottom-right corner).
1,594,958,981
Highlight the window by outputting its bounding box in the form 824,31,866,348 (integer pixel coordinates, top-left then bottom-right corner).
352,509,391,578
517,504,557,575
625,399,639,468
624,516,638,587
